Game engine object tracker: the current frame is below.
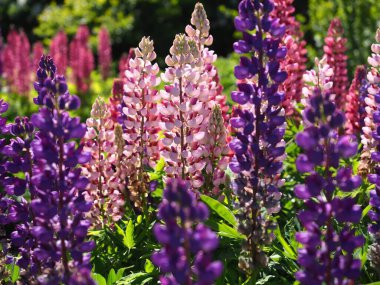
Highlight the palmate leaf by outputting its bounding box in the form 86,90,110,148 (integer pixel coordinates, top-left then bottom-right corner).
92,273,107,285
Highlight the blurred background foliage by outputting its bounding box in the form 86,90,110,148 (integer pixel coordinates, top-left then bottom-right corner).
1,0,380,80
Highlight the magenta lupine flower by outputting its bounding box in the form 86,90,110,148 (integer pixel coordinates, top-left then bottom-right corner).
50,30,68,75
151,179,223,284
344,65,366,135
82,98,125,227
2,29,31,96
366,27,380,274
69,25,94,93
272,0,308,115
32,42,44,70
98,27,112,80
229,0,287,271
118,48,135,78
121,37,161,207
295,58,363,285
323,18,348,110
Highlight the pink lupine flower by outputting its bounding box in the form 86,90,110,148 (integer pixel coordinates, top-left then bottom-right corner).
359,28,380,176
160,34,206,188
69,25,94,93
121,37,161,207
345,65,366,135
2,29,31,96
272,0,308,115
82,97,125,227
98,26,112,80
323,18,349,110
32,41,44,70
50,30,68,74
119,48,135,78
204,105,230,197
161,3,228,190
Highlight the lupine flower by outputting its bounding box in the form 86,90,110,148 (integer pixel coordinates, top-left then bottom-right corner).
118,48,135,78
272,0,308,115
29,55,95,284
0,116,40,281
345,65,366,135
50,30,68,75
366,27,380,275
122,36,161,208
2,29,31,96
98,27,112,80
0,34,3,77
204,105,230,197
295,58,363,285
323,18,348,110
82,97,126,227
160,3,225,189
69,25,94,93
32,42,44,70
151,179,223,284
229,0,287,272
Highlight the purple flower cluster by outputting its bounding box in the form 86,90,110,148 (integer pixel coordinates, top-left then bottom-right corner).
229,0,287,272
0,56,95,284
295,63,364,284
151,179,223,285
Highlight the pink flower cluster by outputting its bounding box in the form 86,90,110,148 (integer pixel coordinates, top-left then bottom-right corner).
119,48,135,78
359,28,380,175
121,37,161,207
69,25,94,93
272,0,308,115
160,3,229,190
98,27,112,80
345,66,366,135
323,18,348,110
82,97,126,227
1,29,31,95
50,30,68,75
32,42,44,70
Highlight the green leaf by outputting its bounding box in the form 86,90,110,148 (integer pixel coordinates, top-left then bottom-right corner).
144,259,154,273
154,157,165,172
362,204,372,219
116,268,126,281
124,220,135,249
11,264,20,283
200,195,236,227
274,228,297,260
364,283,380,285
92,273,107,285
206,220,244,240
117,272,149,284
107,269,117,285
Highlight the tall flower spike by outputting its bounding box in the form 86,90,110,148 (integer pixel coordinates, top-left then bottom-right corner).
271,0,308,115
160,33,207,188
32,42,44,70
151,179,223,284
229,0,287,273
2,29,31,96
98,27,112,80
118,48,135,78
323,18,348,110
294,58,363,285
30,55,95,284
50,30,68,75
366,27,380,275
122,36,161,208
69,25,94,93
82,97,125,227
204,105,230,197
345,65,366,135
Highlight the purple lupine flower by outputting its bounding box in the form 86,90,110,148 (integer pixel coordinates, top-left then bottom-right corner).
366,28,380,275
151,179,223,284
295,58,364,285
229,0,287,271
28,55,94,284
